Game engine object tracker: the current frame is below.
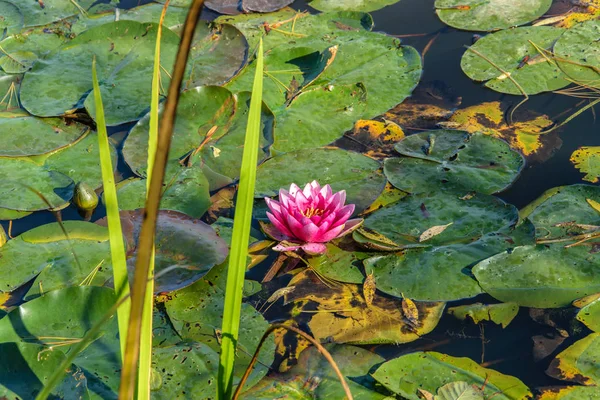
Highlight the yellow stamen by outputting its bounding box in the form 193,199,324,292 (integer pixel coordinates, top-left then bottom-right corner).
301,207,324,218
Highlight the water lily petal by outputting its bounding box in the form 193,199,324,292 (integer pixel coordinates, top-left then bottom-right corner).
261,220,292,241
299,222,321,242
315,224,345,242
319,184,332,200
286,213,305,240
301,242,328,255
266,212,294,239
289,183,302,197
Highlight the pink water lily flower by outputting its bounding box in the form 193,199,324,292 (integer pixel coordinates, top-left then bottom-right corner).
263,180,363,255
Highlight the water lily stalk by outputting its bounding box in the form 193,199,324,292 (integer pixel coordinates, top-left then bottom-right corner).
92,57,130,358
118,1,205,398
218,38,264,400
137,2,170,398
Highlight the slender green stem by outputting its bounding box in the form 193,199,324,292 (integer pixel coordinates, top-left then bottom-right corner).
218,38,264,400
92,57,130,359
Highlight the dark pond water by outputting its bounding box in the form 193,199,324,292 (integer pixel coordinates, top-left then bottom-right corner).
5,0,597,392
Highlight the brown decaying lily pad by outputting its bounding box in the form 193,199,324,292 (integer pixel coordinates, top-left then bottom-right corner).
282,269,445,344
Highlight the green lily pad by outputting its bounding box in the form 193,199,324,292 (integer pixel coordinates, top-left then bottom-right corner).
433,381,484,400
164,261,274,392
151,343,220,399
554,20,600,88
240,345,387,399
0,221,111,299
577,297,600,332
0,158,73,211
217,9,374,49
0,29,68,74
123,88,273,191
372,351,532,400
225,12,421,152
447,302,519,328
473,244,600,308
255,147,386,213
360,190,530,301
435,0,552,32
71,3,189,35
362,190,520,248
519,184,600,241
115,165,211,219
461,26,569,95
307,243,371,284
0,286,121,398
0,0,104,28
0,208,31,221
99,210,229,293
384,130,524,195
34,130,118,190
20,21,179,125
546,332,600,385
0,111,89,156
309,0,400,12
0,1,23,36
0,341,89,400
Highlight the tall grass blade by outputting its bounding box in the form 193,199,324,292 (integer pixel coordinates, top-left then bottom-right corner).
118,1,205,398
92,56,130,358
218,38,264,400
137,2,170,398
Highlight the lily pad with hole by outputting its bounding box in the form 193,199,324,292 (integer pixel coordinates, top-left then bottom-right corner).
0,158,73,211
473,244,600,308
164,261,274,392
372,351,532,400
461,26,569,95
384,130,524,195
240,344,388,399
151,343,221,399
435,0,553,32
98,210,229,294
554,19,600,88
0,286,121,398
0,221,112,299
20,21,180,125
255,147,386,213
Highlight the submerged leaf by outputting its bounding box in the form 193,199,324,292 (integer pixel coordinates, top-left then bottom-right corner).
447,302,519,328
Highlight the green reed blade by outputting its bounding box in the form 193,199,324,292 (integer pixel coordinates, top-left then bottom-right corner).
218,38,264,400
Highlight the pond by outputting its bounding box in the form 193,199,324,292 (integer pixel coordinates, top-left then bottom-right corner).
1,0,600,399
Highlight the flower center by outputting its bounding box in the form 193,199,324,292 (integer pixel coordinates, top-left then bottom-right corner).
301,207,324,218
